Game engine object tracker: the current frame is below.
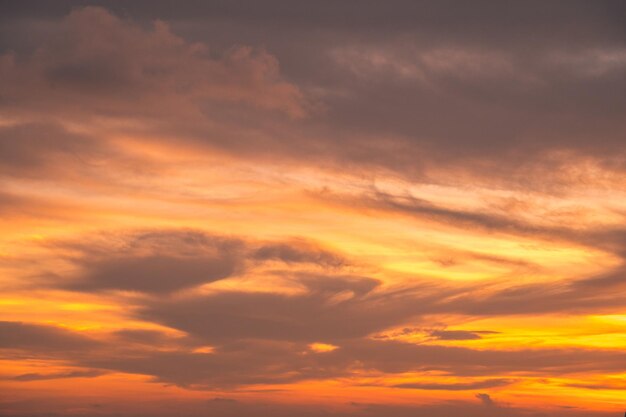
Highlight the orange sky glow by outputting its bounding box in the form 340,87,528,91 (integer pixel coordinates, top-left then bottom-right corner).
1,2,625,417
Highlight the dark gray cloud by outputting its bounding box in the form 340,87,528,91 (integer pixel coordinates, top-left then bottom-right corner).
136,274,415,343
0,6,305,118
475,393,495,406
2,1,624,47
393,378,513,391
11,210,619,349
253,241,346,268
34,227,626,331
33,226,626,326
0,122,103,177
9,369,105,381
333,339,626,377
81,341,331,387
0,321,98,353
1,3,624,186
562,381,626,391
572,267,626,289
53,269,621,386
429,330,489,341
49,230,349,294
3,313,626,391
70,255,238,294
112,329,183,346
6,321,626,389
145,1,626,179
59,231,243,294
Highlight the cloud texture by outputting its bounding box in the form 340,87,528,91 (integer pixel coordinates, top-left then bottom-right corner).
0,2,625,417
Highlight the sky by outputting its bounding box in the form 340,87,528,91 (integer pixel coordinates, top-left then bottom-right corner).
0,1,625,416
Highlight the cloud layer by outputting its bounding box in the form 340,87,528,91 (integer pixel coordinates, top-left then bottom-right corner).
1,2,625,417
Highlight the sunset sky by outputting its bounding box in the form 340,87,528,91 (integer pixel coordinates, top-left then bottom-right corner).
1,1,626,416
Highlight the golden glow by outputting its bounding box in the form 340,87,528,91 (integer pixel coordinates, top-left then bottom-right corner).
2,150,625,413
1,6,625,415
308,343,339,353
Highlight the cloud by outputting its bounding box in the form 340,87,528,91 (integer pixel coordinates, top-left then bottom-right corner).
323,188,626,265
3,314,626,391
29,223,626,323
71,255,238,294
18,226,626,389
0,321,98,353
2,3,624,187
253,241,347,268
21,225,626,385
76,333,626,387
475,393,495,406
9,369,105,381
0,4,625,416
0,394,614,417
0,6,305,120
59,231,243,294
445,266,626,316
333,339,626,377
135,274,405,343
429,330,486,341
112,329,183,345
44,230,350,294
0,122,108,178
393,378,513,391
